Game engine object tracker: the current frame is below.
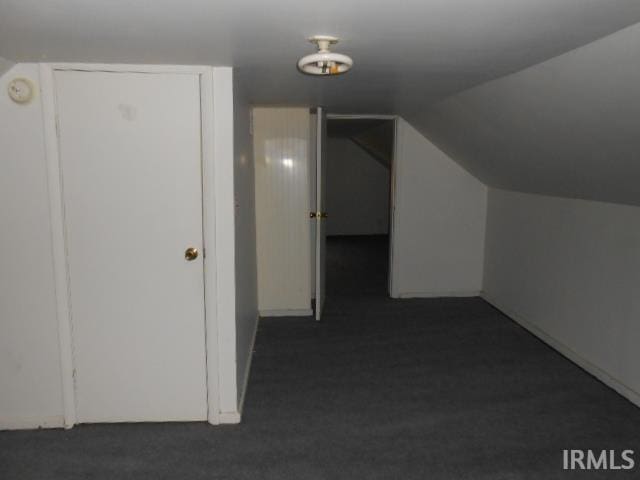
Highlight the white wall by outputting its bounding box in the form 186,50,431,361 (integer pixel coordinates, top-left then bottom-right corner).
253,107,312,315
391,118,487,298
483,188,640,406
232,76,258,411
0,64,65,429
420,22,640,207
326,136,390,236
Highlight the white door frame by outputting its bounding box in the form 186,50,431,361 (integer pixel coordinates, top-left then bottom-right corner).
326,114,396,120
314,107,325,320
39,63,231,428
325,113,399,297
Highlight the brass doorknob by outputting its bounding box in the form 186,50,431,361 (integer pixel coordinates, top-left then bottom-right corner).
185,247,199,261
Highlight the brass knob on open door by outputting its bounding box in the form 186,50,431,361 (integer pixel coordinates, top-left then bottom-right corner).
185,247,199,261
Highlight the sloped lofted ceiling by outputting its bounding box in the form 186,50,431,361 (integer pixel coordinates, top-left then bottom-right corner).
328,119,394,170
418,22,640,206
1,1,639,205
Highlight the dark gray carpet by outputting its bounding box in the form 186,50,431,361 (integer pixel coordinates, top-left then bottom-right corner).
2,235,639,479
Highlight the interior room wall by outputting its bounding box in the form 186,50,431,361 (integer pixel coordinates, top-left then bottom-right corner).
483,188,640,406
391,118,487,298
253,107,312,316
0,64,65,429
326,136,390,236
232,75,258,412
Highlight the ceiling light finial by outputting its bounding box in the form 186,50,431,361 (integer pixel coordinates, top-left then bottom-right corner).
298,35,353,76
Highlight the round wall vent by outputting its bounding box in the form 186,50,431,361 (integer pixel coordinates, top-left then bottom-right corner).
298,36,353,76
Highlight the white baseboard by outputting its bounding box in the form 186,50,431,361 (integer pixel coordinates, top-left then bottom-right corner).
238,315,259,416
259,308,313,317
396,290,481,299
482,294,640,409
0,415,65,431
218,411,241,424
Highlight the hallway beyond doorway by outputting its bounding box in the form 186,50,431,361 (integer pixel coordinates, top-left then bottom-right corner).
326,235,389,297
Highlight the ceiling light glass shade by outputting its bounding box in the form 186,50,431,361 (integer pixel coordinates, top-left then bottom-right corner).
298,35,353,76
298,52,353,75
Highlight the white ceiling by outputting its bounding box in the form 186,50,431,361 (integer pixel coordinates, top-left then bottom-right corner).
419,22,640,206
2,0,640,113
3,0,639,205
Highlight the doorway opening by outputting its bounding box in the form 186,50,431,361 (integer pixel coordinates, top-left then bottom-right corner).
324,116,396,298
252,108,396,321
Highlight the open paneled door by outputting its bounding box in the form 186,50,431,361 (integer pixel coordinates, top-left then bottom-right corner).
314,107,327,321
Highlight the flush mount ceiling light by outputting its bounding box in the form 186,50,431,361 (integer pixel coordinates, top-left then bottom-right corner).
298,35,353,76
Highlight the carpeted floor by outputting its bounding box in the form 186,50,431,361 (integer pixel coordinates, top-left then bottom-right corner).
2,235,639,479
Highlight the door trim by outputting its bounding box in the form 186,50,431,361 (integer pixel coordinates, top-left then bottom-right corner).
388,117,400,297
326,114,396,120
314,107,324,321
40,63,227,428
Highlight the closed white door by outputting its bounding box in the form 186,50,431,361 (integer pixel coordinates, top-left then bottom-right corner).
55,70,208,423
